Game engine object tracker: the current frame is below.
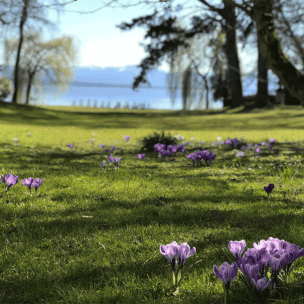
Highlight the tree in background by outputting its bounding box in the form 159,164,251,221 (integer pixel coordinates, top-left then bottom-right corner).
0,76,13,101
116,0,304,108
116,2,247,109
4,0,77,104
223,0,304,104
165,17,220,111
4,30,80,105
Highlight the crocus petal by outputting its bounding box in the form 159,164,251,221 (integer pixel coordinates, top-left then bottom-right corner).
178,242,196,266
251,276,273,292
244,263,260,279
213,264,223,281
229,240,246,261
32,178,43,191
268,253,289,275
5,174,18,189
160,241,180,265
21,177,34,190
214,262,238,287
253,239,269,251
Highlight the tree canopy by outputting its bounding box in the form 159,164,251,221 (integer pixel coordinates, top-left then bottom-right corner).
4,30,79,104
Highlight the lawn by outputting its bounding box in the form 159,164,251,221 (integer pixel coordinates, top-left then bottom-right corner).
1,102,304,303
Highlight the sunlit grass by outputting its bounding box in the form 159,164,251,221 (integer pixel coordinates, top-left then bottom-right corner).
0,103,304,303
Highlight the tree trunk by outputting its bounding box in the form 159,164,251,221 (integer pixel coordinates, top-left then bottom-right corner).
223,1,243,108
25,71,35,105
12,0,29,104
224,0,304,104
255,35,269,108
202,75,209,109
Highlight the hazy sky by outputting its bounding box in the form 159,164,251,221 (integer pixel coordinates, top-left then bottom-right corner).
1,0,304,83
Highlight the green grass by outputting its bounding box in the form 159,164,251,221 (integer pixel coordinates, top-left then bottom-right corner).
1,102,304,303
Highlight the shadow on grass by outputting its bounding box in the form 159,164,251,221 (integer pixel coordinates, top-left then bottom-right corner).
1,139,304,303
2,101,304,131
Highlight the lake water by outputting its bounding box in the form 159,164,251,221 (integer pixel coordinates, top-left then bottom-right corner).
3,80,279,110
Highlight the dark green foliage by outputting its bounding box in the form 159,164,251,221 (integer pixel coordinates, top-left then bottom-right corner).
137,130,178,152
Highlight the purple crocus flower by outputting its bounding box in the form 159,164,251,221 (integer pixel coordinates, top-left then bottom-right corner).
113,157,121,163
254,237,304,271
21,177,34,194
239,247,271,279
110,149,114,154
32,178,43,192
255,148,261,153
264,184,274,197
160,241,196,268
111,145,116,150
270,138,275,144
255,144,259,148
4,173,19,190
100,144,106,148
241,145,246,150
229,240,246,266
213,262,238,290
267,252,291,276
138,154,145,160
104,149,109,153
124,135,130,142
268,144,273,149
160,241,196,286
90,139,94,143
261,141,266,146
108,155,114,163
248,144,252,150
250,276,273,292
67,144,74,148
232,138,239,146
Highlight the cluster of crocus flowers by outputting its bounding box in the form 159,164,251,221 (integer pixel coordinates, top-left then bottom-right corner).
0,174,43,198
226,238,304,302
187,149,217,167
108,155,121,169
160,238,304,303
21,177,43,196
154,143,185,162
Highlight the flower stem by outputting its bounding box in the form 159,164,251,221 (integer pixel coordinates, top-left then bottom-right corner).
0,188,8,197
224,284,229,304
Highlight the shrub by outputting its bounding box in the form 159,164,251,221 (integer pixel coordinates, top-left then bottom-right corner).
0,77,13,100
137,130,178,153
